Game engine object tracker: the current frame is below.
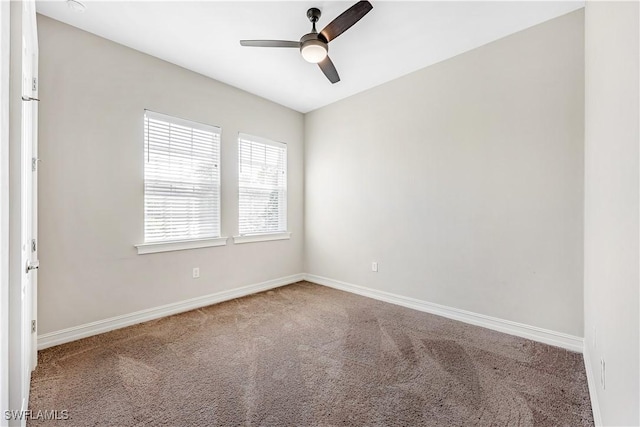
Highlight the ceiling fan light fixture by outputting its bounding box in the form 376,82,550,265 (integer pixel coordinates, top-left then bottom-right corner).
301,40,327,63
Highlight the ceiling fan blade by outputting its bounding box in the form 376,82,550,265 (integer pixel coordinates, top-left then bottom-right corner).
240,40,301,48
319,1,372,43
318,56,340,84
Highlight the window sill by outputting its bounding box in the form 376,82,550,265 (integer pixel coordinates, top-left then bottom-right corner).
135,237,228,255
233,232,291,245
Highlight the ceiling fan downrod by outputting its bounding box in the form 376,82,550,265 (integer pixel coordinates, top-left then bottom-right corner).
307,7,321,33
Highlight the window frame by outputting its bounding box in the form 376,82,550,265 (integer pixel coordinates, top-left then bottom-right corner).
135,110,226,254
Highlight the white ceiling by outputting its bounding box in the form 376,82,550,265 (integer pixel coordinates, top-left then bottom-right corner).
36,1,584,113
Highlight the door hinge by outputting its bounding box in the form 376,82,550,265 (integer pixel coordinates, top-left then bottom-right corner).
32,77,37,92
31,320,36,334
31,239,36,253
32,157,37,171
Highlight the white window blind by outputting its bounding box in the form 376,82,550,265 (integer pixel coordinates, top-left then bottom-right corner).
238,133,287,235
144,110,221,243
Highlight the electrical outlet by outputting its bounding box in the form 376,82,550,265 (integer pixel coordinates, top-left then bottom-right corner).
192,267,200,279
600,357,606,389
371,262,378,272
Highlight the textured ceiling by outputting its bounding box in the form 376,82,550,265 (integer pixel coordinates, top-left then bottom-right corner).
36,1,584,113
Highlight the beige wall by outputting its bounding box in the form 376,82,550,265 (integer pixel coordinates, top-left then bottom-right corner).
36,15,304,334
305,11,585,336
584,2,639,425
28,5,640,422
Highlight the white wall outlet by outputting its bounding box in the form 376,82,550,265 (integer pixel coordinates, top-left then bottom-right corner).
371,261,378,272
600,357,606,389
192,267,200,279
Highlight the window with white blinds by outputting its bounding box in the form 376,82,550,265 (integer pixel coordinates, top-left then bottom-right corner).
143,110,221,243
238,134,287,236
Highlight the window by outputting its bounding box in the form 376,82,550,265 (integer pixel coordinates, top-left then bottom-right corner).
137,110,224,254
236,133,289,243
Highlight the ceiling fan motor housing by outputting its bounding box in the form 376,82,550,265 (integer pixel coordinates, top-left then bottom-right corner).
300,33,327,50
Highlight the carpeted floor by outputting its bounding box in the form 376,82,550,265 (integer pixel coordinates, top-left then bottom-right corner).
28,281,593,426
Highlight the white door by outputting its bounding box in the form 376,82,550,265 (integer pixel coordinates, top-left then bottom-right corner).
24,0,38,372
19,0,38,414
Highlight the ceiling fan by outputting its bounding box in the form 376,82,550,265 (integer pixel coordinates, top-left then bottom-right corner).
240,1,373,84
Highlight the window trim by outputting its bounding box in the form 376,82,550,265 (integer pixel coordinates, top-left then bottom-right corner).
232,232,291,245
135,237,228,255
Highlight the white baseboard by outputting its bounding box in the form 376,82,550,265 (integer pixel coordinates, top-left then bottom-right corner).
38,273,584,354
37,273,305,350
304,274,584,353
583,345,603,426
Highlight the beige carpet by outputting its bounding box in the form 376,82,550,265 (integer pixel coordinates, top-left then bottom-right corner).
29,281,593,426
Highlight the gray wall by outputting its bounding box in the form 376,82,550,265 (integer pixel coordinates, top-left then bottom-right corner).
584,1,639,425
36,15,304,334
305,10,585,336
